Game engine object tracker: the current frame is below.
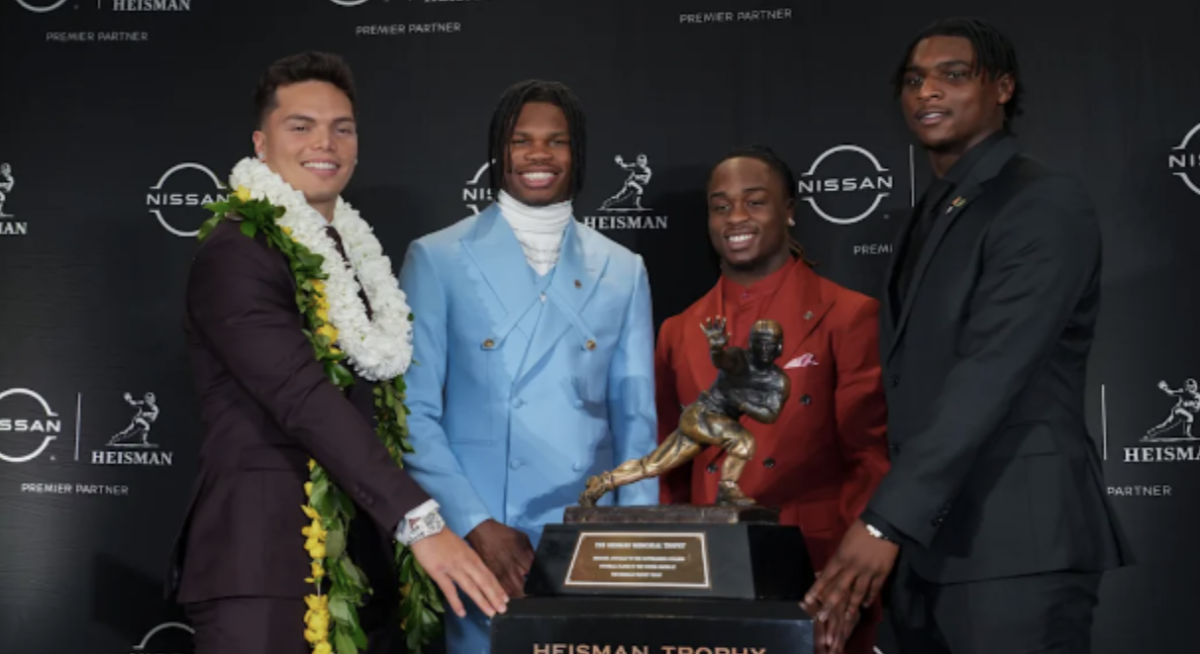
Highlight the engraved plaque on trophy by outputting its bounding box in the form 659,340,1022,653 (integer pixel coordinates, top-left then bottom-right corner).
563,531,710,589
526,504,813,601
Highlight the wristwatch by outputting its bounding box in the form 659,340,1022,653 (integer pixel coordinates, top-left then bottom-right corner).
865,523,895,544
402,509,446,546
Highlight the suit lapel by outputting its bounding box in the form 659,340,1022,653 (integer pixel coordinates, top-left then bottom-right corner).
765,262,833,367
886,138,1020,363
882,206,917,333
514,220,608,385
460,206,542,347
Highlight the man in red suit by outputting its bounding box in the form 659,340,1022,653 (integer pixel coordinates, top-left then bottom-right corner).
656,146,890,654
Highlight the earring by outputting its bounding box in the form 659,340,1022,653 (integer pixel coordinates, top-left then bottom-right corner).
788,218,795,227
257,151,265,160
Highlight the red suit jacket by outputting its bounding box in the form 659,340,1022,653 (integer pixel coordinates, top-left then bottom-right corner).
656,259,889,653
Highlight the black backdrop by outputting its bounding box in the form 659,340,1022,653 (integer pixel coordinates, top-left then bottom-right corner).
2,1,1198,652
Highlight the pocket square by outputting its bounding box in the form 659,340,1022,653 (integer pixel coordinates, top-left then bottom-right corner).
784,353,819,369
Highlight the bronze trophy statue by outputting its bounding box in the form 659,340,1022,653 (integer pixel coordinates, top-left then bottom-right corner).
579,316,790,507
502,315,816,654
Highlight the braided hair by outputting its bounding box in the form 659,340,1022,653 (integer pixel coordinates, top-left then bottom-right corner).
487,80,587,197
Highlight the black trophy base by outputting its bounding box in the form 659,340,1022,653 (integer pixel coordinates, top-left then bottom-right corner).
491,597,813,654
525,506,814,601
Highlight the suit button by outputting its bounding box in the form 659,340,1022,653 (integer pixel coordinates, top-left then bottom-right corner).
889,375,900,387
511,398,524,408
799,394,812,405
482,338,496,349
510,459,523,469
573,399,584,409
763,458,776,468
585,339,596,351
706,463,718,473
572,462,584,471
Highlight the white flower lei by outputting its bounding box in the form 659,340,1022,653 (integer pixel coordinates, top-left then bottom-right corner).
229,157,413,381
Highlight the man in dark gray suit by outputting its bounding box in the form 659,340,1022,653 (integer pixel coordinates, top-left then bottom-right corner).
167,51,506,654
803,17,1133,654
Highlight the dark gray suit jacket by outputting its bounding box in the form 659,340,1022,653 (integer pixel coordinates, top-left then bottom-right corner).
166,219,430,603
866,134,1134,584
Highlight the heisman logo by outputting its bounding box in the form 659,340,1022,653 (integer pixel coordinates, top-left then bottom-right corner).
1122,378,1200,464
1142,378,1200,443
0,161,24,236
147,163,228,237
91,391,173,466
580,153,669,230
798,145,894,225
598,154,654,213
106,391,160,449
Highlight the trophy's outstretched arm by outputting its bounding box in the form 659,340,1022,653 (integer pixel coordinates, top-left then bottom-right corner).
701,316,742,373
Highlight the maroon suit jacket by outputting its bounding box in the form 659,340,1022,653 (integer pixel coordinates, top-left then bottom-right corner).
167,219,430,603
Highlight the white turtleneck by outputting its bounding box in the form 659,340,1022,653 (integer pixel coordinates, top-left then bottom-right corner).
496,190,572,276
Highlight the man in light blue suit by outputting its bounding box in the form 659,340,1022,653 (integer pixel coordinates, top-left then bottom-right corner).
398,80,659,654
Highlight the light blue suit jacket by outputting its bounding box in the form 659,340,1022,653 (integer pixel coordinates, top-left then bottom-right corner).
398,205,659,550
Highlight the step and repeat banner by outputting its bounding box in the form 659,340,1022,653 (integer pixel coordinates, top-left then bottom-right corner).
1,0,1198,652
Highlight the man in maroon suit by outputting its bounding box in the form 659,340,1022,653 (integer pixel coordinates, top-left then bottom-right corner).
166,51,507,654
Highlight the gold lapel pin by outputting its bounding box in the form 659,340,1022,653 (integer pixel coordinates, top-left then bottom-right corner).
945,196,967,214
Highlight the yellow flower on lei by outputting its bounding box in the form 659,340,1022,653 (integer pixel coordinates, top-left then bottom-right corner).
316,324,339,345
304,595,331,646
234,185,252,203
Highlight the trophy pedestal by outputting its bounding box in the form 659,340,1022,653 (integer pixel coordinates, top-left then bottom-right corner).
492,506,815,654
490,597,813,654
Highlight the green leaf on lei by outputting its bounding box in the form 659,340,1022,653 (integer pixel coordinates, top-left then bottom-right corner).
333,628,358,654
324,528,346,560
